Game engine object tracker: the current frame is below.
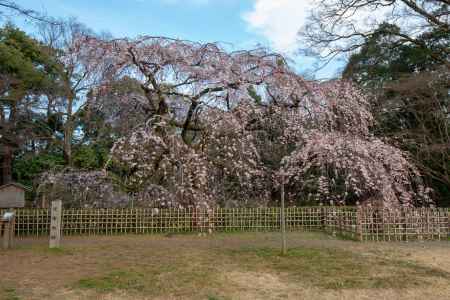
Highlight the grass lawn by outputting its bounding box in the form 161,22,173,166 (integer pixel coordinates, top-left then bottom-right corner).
0,231,449,299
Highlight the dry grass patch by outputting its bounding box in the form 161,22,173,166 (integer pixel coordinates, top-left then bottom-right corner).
0,232,449,300
226,246,449,289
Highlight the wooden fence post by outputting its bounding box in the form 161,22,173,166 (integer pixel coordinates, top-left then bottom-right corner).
2,222,9,249
2,221,13,249
280,178,287,255
447,209,450,240
49,200,62,248
356,206,363,241
9,215,15,248
320,205,325,230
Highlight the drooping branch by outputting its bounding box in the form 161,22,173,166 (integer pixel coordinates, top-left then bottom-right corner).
0,1,57,23
299,0,450,68
74,34,432,208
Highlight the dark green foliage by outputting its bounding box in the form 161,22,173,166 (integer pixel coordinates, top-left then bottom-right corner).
72,144,109,170
12,152,65,187
0,24,64,186
0,23,61,100
344,23,450,206
343,23,449,87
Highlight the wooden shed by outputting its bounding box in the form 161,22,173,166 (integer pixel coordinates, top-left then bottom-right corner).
0,183,29,208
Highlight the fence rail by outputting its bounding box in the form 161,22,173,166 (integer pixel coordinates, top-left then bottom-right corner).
1,207,449,241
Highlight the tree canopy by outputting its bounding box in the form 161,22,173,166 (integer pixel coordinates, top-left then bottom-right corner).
0,24,61,185
0,3,447,208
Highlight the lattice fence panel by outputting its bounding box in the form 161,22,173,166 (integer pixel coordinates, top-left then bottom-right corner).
1,207,448,241
359,207,449,241
0,209,50,237
323,207,359,240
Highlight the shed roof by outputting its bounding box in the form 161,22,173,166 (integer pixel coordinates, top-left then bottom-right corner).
0,182,32,192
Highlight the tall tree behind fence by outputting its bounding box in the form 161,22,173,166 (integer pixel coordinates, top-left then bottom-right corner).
0,207,448,241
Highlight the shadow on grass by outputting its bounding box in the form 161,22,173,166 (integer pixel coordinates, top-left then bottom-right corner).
227,246,450,289
68,233,450,297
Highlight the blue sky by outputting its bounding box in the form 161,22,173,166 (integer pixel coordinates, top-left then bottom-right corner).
8,0,344,78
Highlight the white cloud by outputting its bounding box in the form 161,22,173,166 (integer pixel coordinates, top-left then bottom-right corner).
242,0,312,53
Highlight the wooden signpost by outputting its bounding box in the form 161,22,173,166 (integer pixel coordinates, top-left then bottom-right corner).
49,200,62,248
1,211,15,249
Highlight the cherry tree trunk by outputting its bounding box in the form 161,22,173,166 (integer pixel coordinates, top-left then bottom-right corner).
63,125,73,166
0,145,13,185
63,96,74,166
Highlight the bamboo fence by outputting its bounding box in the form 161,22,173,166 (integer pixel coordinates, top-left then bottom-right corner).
0,206,448,241
358,207,449,241
323,206,359,239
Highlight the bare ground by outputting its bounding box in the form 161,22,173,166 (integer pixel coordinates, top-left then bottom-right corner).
0,231,449,300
